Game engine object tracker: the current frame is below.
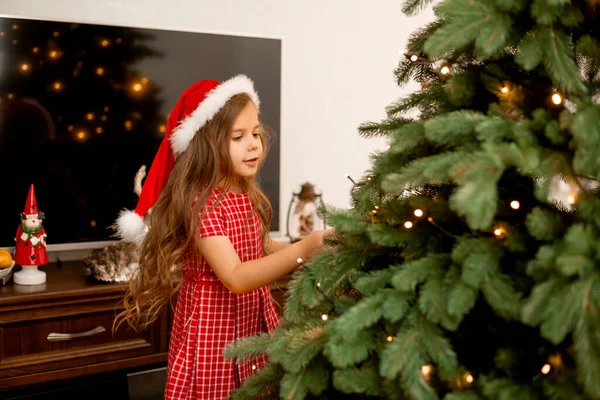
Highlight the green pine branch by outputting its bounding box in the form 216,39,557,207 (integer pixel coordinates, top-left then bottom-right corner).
280,324,329,374
324,329,377,368
382,151,470,193
332,362,383,396
402,0,437,16
482,378,540,400
223,332,272,361
424,0,511,59
358,117,414,138
230,363,283,400
385,88,447,119
280,357,330,400
541,26,587,95
574,277,600,397
525,207,565,241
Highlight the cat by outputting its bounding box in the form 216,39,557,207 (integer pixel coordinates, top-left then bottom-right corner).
83,241,141,283
83,165,147,283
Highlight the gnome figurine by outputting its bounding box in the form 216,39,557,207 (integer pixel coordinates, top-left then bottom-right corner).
13,184,48,285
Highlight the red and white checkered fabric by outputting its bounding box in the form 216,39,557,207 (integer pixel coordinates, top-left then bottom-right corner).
165,187,280,399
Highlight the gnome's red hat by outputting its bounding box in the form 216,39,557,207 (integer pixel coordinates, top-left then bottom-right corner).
23,184,39,215
115,75,260,242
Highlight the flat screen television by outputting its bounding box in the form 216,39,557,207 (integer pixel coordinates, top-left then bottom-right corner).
0,15,281,251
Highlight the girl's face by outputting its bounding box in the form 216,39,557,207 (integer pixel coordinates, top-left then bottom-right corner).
228,101,263,180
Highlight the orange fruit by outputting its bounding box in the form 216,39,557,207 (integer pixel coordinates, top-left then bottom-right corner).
0,249,13,269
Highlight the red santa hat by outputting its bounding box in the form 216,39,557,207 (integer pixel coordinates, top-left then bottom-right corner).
115,74,260,242
23,184,39,215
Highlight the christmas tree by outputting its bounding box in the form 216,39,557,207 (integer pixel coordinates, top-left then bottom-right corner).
0,18,164,243
226,0,600,398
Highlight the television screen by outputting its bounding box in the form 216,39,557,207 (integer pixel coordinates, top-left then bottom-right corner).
0,16,281,247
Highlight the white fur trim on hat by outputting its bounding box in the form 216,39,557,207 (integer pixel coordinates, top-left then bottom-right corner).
170,74,260,155
115,209,147,243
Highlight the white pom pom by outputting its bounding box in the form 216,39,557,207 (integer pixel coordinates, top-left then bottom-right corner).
115,210,147,243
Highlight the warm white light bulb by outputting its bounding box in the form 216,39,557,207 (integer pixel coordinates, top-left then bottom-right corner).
541,364,551,374
421,365,431,376
404,221,413,229
386,335,393,342
494,228,503,237
316,282,321,287
410,54,418,62
414,209,424,217
297,257,303,264
465,374,474,383
567,194,576,204
552,93,562,105
510,200,520,210
440,66,450,75
252,364,257,371
501,86,509,93
321,314,328,321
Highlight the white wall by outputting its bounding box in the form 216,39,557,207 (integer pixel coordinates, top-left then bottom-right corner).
0,0,433,234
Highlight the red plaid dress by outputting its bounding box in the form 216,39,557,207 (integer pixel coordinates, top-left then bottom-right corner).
165,187,280,400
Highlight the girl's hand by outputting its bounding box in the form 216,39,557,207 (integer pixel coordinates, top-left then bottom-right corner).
306,228,335,252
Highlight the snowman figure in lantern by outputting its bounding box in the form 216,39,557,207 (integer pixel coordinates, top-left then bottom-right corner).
13,184,48,285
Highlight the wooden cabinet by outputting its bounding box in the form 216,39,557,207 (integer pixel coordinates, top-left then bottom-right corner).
0,261,291,393
0,262,170,390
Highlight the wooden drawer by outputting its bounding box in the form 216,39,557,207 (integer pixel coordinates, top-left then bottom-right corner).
0,308,166,380
0,263,170,390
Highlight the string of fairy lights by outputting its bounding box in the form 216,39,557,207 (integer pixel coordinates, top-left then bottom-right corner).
0,23,167,139
330,173,570,386
306,48,579,386
405,53,564,105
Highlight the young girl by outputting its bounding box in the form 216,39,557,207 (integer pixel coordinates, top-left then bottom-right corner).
114,75,328,400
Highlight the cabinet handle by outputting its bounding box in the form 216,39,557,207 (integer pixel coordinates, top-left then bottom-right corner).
47,326,106,342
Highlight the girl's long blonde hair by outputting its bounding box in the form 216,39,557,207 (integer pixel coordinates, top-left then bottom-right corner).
116,93,272,331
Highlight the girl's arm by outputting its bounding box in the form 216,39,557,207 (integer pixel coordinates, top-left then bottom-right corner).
198,230,328,294
265,237,291,253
